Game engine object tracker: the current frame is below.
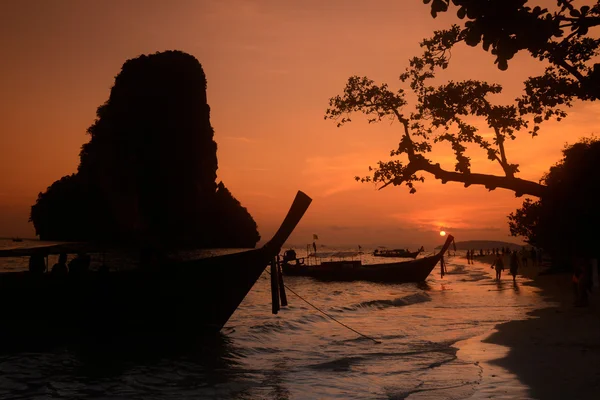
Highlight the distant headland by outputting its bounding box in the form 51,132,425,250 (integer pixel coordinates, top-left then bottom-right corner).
436,240,525,251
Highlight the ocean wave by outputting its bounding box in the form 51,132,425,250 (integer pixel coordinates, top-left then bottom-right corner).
248,319,302,333
352,292,432,310
308,356,366,371
444,265,469,275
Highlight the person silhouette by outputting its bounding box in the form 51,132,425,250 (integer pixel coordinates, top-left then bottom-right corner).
491,253,504,281
69,253,91,277
509,250,520,282
51,253,68,276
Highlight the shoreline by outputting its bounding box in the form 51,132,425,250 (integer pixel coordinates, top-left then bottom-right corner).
457,255,600,399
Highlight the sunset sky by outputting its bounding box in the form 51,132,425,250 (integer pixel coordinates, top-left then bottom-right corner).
1,0,599,248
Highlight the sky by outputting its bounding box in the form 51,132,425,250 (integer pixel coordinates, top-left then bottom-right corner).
1,0,599,249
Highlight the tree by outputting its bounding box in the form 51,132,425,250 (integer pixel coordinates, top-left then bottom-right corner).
508,138,600,259
31,51,261,248
326,46,554,197
422,0,600,109
326,1,599,198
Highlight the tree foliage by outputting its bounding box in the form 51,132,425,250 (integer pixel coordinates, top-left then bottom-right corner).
508,138,600,258
31,51,260,248
423,0,600,108
326,1,599,198
326,37,554,197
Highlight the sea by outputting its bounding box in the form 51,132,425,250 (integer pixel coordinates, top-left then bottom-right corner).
0,239,551,399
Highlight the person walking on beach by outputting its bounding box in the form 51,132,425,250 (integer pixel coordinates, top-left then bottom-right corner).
491,253,504,281
509,250,520,283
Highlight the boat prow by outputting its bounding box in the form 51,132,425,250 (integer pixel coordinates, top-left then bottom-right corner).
0,191,312,345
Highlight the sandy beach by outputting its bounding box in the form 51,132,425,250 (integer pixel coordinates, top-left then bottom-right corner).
461,255,600,399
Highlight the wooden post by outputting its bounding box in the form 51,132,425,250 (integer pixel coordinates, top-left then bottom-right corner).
277,255,288,307
270,257,280,314
306,244,310,265
440,255,446,278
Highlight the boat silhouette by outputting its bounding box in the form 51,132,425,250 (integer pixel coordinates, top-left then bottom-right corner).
0,191,311,346
282,235,453,283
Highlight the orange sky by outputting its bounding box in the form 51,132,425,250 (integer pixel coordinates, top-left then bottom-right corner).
1,0,599,248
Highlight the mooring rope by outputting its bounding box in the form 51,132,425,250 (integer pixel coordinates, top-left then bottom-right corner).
265,270,381,344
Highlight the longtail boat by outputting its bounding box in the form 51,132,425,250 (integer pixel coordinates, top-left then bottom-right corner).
0,191,311,345
372,246,424,259
282,235,454,283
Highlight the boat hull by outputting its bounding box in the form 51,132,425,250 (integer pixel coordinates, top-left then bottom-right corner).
0,247,271,344
282,255,441,283
283,236,454,284
0,191,312,347
372,250,421,259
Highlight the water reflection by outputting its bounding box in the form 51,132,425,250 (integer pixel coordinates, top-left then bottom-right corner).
261,359,291,400
0,333,249,399
513,281,520,293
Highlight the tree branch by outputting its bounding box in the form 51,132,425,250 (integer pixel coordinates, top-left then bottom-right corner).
492,126,514,177
394,156,545,197
555,57,587,83
395,111,416,158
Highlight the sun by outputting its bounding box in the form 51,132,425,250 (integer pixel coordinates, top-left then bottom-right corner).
440,230,446,236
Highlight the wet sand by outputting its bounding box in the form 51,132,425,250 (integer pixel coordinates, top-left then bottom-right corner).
461,255,600,399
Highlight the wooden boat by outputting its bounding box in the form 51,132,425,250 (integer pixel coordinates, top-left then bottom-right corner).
373,246,424,259
0,191,311,345
282,235,454,283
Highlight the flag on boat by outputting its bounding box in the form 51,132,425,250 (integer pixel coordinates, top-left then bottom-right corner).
313,234,319,240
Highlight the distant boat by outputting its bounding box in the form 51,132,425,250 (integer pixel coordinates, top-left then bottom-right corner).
11,237,23,242
0,191,311,346
282,236,454,283
373,246,424,259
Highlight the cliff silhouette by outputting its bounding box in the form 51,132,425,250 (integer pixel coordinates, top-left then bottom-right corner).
30,50,260,248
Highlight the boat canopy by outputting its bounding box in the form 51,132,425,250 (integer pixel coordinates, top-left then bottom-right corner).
309,251,361,259
0,242,102,257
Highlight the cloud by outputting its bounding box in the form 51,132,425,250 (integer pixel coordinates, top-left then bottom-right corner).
329,225,351,231
389,201,515,233
321,181,362,197
223,136,256,143
303,152,382,196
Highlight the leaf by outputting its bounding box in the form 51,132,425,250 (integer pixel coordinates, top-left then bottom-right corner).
497,58,508,71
